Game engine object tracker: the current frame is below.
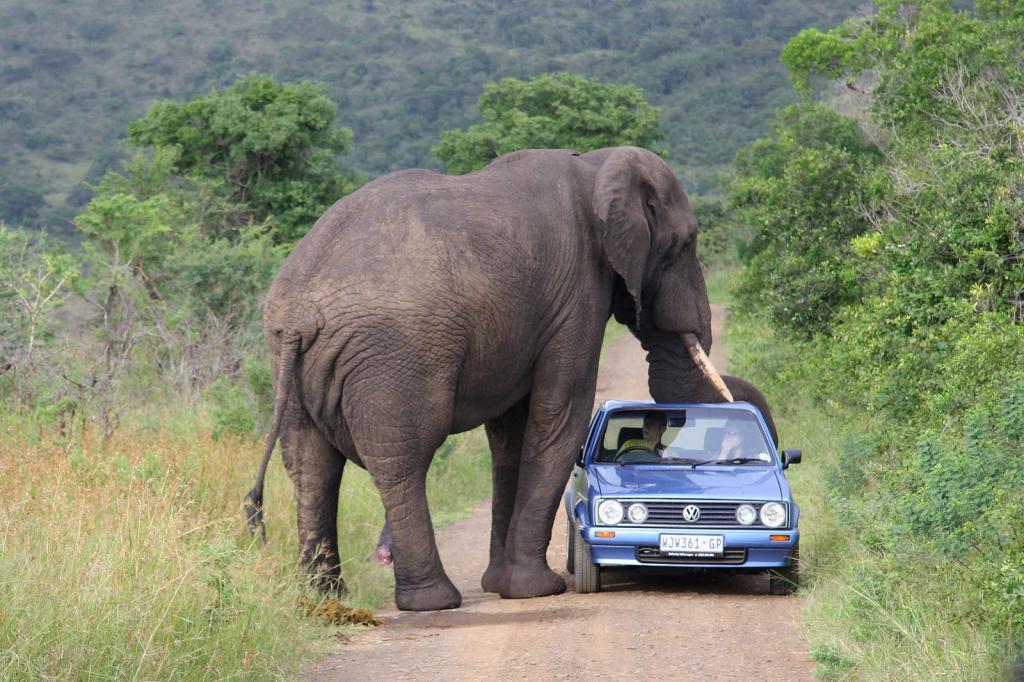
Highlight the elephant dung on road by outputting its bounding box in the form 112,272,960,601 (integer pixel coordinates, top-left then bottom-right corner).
245,146,743,611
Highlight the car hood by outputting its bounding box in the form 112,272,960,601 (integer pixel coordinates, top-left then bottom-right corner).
589,464,783,501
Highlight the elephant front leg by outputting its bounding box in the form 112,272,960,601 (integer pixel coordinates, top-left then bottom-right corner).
281,418,347,594
499,392,592,599
481,397,529,593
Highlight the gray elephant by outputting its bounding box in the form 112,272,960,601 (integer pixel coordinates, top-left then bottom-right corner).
246,146,738,611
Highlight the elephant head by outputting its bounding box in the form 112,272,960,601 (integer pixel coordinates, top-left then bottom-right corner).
586,147,733,403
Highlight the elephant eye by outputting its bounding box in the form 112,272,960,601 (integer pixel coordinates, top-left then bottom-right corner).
644,201,656,222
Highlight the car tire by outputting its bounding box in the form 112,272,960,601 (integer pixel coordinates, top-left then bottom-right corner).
573,527,601,593
566,515,575,575
769,543,799,595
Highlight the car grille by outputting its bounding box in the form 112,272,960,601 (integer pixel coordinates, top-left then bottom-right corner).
636,547,747,565
613,499,785,529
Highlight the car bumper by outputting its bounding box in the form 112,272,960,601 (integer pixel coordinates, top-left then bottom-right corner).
582,526,798,569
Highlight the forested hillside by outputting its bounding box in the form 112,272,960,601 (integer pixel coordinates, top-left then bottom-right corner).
0,0,862,231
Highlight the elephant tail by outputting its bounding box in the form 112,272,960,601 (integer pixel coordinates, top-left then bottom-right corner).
244,334,302,541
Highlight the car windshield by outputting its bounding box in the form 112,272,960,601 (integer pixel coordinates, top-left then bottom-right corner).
594,407,774,466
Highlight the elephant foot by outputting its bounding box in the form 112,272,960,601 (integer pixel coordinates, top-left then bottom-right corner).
498,562,566,600
480,558,509,593
394,576,462,611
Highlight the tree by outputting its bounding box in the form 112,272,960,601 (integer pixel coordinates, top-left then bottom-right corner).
778,1,1024,337
728,103,881,337
126,73,362,243
76,149,285,321
433,72,664,174
0,223,79,398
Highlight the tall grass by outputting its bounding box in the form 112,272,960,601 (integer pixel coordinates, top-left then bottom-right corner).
0,406,490,679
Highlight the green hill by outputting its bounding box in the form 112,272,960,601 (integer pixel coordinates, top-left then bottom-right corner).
0,0,861,231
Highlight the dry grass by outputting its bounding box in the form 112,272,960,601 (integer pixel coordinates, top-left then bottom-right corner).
0,406,490,679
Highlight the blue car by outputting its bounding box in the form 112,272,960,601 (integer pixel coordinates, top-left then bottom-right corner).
564,401,802,595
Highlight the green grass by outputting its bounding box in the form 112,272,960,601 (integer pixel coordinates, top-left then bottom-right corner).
724,311,1010,681
0,405,491,679
764,399,1004,681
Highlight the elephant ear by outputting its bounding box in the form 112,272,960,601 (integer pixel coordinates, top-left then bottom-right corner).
593,147,653,319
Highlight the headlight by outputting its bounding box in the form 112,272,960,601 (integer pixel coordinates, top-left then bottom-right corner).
759,502,786,528
597,499,625,525
735,504,757,526
626,503,648,524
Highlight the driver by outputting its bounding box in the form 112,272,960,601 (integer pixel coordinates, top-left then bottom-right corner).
617,411,668,456
715,426,745,461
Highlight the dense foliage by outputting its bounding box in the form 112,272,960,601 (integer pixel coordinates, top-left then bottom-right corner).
0,67,668,438
0,0,863,230
126,74,362,243
434,72,662,174
730,103,882,336
729,1,1024,677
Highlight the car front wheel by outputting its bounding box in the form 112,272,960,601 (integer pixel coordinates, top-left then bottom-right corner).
573,527,601,593
768,543,799,595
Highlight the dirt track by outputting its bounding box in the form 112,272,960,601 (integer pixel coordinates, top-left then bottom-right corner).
305,305,813,681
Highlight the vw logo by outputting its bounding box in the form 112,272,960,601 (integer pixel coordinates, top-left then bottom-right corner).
681,504,701,522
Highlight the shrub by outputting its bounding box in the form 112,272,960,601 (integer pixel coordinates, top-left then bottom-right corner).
205,377,259,440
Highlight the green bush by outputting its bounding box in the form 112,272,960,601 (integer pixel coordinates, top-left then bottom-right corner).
205,377,259,440
728,103,881,338
432,72,664,175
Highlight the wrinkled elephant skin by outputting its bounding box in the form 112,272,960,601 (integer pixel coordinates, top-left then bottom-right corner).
246,147,730,611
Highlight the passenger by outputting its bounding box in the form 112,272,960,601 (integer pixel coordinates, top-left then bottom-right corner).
716,426,745,461
617,411,668,455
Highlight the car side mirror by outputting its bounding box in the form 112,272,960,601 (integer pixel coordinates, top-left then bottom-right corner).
782,449,802,468
576,446,585,466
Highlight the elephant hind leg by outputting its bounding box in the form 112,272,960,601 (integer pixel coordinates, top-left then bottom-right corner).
280,402,347,594
347,414,461,611
481,396,529,594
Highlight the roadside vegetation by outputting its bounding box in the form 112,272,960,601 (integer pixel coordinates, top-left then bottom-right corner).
0,404,490,678
722,2,1024,678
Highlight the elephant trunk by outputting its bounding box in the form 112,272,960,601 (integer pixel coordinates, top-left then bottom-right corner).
641,330,728,404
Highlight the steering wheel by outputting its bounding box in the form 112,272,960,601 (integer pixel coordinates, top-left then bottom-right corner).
615,445,662,464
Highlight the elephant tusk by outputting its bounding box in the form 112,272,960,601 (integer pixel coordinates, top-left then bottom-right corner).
681,333,734,402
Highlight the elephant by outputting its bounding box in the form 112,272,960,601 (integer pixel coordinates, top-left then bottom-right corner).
245,146,740,611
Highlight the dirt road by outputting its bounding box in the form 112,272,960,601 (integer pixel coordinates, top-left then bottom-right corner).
305,305,813,681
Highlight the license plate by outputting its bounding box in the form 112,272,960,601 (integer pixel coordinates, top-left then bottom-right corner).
659,534,724,557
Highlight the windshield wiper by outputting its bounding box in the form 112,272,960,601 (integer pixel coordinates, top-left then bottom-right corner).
690,458,768,469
